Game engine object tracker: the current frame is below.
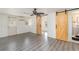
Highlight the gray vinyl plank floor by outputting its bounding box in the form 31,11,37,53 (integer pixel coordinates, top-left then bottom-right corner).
0,32,79,51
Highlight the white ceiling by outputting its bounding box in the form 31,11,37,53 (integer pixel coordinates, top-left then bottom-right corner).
0,8,69,16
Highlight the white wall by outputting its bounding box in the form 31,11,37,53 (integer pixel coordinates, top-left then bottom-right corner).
17,17,30,34
0,14,36,38
0,14,8,37
47,12,56,38
17,20,30,34
15,16,36,34
68,12,73,41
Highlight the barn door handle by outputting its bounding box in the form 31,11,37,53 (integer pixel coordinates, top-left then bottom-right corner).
40,24,41,27
56,24,57,29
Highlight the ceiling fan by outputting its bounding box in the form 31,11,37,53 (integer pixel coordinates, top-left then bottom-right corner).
30,8,48,16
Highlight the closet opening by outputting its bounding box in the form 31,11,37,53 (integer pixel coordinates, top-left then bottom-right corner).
72,13,79,41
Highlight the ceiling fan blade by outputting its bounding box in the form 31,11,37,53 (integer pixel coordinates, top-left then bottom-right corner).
40,14,48,16
39,13,44,14
44,14,48,16
30,14,34,16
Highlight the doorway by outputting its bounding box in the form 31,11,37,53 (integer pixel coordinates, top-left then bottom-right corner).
72,13,79,41
56,12,68,41
41,16,48,37
36,15,48,38
36,16,42,34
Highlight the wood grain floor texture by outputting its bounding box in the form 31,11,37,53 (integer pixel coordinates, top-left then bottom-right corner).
0,32,79,51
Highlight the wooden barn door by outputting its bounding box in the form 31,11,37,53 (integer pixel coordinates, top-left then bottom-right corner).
56,12,68,41
36,16,42,34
